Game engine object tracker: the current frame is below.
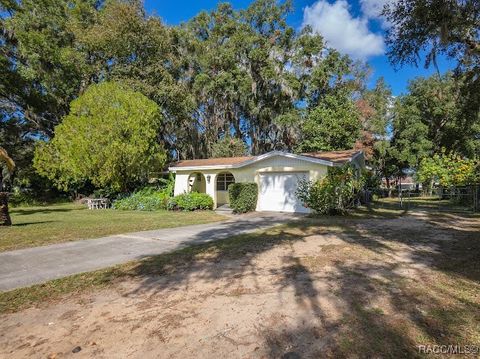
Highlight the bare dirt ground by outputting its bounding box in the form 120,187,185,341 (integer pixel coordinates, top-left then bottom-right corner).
1,209,479,358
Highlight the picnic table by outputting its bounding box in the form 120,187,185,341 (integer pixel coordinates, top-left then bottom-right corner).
86,198,110,209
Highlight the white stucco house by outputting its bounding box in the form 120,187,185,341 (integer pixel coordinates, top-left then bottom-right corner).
168,149,365,213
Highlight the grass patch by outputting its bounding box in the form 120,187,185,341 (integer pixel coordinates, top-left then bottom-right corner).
376,196,479,214
0,203,225,252
0,267,130,313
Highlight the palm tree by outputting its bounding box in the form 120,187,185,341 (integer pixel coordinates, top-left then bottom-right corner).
0,147,15,226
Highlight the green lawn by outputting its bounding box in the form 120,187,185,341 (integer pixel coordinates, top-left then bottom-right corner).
0,203,225,252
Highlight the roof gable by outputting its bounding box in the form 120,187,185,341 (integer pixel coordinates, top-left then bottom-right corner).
173,156,254,168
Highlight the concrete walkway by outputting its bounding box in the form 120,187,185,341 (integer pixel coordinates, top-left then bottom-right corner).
0,212,300,291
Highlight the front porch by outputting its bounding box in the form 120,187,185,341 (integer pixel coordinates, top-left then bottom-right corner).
174,171,236,209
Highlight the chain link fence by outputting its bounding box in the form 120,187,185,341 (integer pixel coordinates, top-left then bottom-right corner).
362,185,480,213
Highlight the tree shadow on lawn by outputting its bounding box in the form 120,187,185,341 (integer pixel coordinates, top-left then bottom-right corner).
341,211,480,284
10,221,57,227
10,207,76,216
262,262,422,358
117,209,479,357
263,259,479,358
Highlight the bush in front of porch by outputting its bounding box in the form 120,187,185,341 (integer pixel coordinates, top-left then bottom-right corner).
228,183,258,213
167,192,214,211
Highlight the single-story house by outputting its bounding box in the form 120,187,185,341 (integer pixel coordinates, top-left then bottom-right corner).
168,149,365,213
381,176,423,191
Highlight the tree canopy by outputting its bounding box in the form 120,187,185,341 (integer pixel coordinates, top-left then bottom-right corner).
33,82,165,192
211,137,248,158
384,0,480,163
390,73,479,173
297,93,361,152
417,151,478,189
384,0,479,69
0,0,479,196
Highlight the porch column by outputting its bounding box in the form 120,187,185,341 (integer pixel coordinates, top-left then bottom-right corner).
204,172,217,209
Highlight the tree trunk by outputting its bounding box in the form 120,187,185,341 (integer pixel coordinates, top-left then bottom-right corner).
0,192,12,226
386,178,392,197
428,178,434,196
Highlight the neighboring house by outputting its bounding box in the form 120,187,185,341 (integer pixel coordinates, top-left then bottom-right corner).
169,149,365,213
397,176,421,191
381,176,422,191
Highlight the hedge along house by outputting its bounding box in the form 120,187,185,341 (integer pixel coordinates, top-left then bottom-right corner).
168,150,365,213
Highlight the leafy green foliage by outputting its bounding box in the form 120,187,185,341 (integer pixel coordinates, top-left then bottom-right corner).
76,0,192,156
417,152,478,189
2,0,365,197
356,77,393,160
228,183,258,213
362,170,381,190
113,177,175,211
180,0,362,156
113,188,170,211
383,72,480,199
371,140,402,193
4,0,479,204
384,0,480,160
167,193,214,211
389,73,480,176
33,82,166,192
2,0,100,136
211,137,247,158
297,93,361,152
296,164,364,215
384,0,479,71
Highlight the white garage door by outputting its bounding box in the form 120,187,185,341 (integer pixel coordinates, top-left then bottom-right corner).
257,172,310,213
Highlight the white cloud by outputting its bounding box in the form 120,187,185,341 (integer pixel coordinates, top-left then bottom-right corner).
360,0,395,28
302,0,384,59
360,0,388,19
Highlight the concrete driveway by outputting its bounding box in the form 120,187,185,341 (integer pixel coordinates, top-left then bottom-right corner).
0,212,301,291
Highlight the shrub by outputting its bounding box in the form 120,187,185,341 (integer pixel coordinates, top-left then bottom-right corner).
113,187,170,211
361,170,381,190
9,187,70,207
296,164,363,215
112,175,174,211
167,192,213,211
92,187,121,200
228,182,258,213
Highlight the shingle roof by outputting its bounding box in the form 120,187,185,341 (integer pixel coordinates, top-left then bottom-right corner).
172,156,254,168
300,149,361,163
169,150,361,169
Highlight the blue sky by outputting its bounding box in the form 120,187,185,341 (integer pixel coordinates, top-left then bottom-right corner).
144,0,453,96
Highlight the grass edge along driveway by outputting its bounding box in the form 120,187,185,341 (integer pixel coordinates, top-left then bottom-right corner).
0,203,225,252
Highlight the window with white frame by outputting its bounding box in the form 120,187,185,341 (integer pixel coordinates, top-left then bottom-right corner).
216,173,235,191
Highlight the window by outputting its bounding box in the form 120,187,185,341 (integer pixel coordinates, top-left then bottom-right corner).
216,173,235,191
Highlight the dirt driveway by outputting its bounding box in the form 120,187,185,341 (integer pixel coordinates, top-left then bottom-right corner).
1,209,479,358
